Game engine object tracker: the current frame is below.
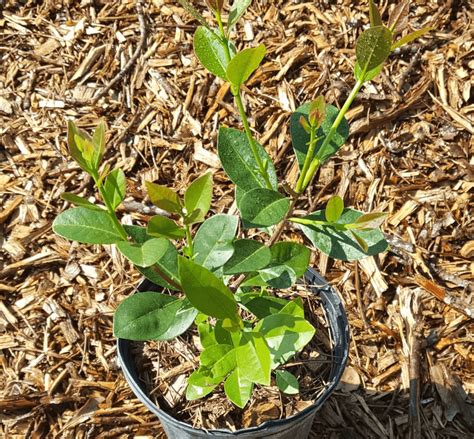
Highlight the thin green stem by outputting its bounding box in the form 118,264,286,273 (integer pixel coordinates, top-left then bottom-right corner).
92,173,128,241
301,78,364,190
234,92,273,189
215,10,272,190
185,224,194,256
295,128,317,194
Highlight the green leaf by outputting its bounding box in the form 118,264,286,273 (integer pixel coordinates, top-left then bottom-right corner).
116,238,169,268
369,0,383,28
239,188,289,228
145,181,181,215
53,207,123,244
391,27,433,51
103,168,126,210
226,44,266,91
67,120,93,172
308,96,326,128
349,212,388,230
325,195,344,223
298,208,389,261
60,193,103,211
259,241,310,289
275,370,299,395
147,215,186,240
158,299,198,340
125,225,180,290
228,0,252,31
223,239,271,274
184,172,212,224
198,321,218,348
113,292,178,340
255,314,315,367
236,332,271,385
356,26,392,73
291,104,349,169
239,293,289,319
201,344,233,366
193,26,229,80
279,297,304,318
350,230,369,253
194,214,238,271
224,368,253,408
91,122,106,169
218,127,277,192
354,61,383,82
186,368,218,400
178,256,239,322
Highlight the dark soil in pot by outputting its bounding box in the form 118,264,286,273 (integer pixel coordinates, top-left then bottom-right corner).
118,269,349,436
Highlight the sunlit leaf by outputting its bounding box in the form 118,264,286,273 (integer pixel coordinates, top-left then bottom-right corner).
275,370,299,395
103,168,126,210
226,44,266,91
356,26,392,73
193,26,229,80
61,193,103,211
145,181,182,215
239,188,289,228
391,27,433,50
325,195,344,223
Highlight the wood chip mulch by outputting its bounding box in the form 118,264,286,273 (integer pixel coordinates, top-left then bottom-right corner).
0,1,472,438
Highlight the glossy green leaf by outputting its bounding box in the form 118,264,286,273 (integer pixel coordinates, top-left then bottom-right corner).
125,225,180,290
349,212,388,230
194,214,238,271
60,193,103,211
257,233,311,288
147,215,186,240
275,370,299,395
255,314,315,367
53,207,123,244
369,0,382,27
354,61,383,82
103,168,126,210
116,238,169,268
186,368,218,400
178,256,239,322
158,299,198,340
193,26,229,80
291,104,349,169
239,293,289,319
224,368,253,408
236,332,271,385
223,239,271,274
201,344,233,366
218,127,277,192
350,230,369,253
325,195,344,223
298,208,389,261
356,26,392,73
91,122,106,169
239,188,289,228
226,44,266,91
279,297,304,318
391,27,433,50
113,292,178,340
228,0,252,31
145,181,181,215
184,172,213,224
67,120,93,172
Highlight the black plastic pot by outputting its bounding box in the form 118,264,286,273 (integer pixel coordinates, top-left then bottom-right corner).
117,268,349,438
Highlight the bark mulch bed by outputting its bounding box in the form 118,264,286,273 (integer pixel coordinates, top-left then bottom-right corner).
0,1,473,438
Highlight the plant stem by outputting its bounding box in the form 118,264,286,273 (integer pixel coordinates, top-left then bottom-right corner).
301,78,364,190
93,174,128,241
215,11,273,190
295,127,317,194
234,92,273,189
185,224,194,256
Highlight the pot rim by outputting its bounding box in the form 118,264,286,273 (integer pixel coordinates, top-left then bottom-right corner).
117,267,349,435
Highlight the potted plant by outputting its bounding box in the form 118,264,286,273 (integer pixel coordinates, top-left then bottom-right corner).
52,0,430,437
